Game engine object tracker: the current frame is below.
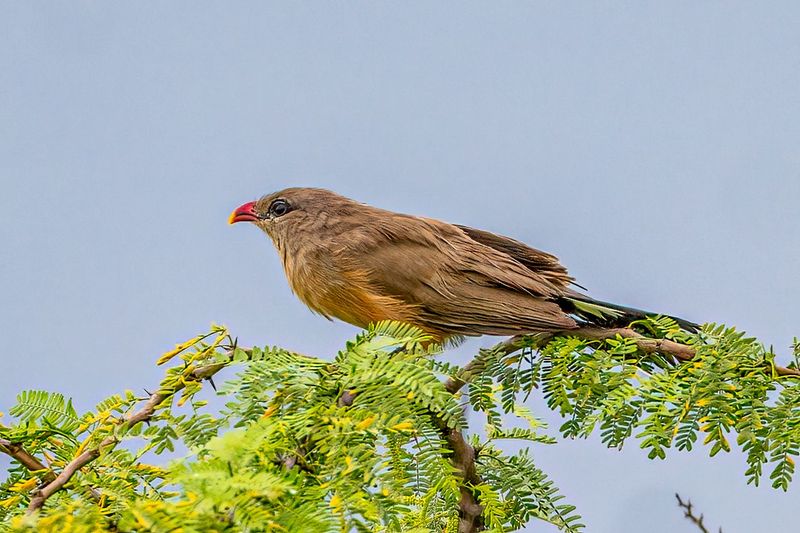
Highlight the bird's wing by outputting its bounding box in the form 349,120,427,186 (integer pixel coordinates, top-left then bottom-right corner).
334,215,577,336
454,224,577,289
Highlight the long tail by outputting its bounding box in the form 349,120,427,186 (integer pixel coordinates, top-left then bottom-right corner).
561,292,699,332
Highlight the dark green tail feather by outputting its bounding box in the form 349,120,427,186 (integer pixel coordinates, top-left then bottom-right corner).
562,295,699,332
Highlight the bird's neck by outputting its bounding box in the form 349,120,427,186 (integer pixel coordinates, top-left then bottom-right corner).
274,232,337,312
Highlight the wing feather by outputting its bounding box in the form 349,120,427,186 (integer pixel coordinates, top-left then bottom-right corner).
454,224,575,289
333,213,577,336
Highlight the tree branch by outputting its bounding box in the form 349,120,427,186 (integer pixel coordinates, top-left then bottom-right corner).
336,379,485,530
437,421,483,532
16,324,792,525
445,327,800,395
569,327,800,377
0,439,55,484
25,359,231,514
337,355,487,530
442,326,798,532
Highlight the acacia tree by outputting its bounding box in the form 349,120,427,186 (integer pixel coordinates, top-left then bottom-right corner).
1,318,799,532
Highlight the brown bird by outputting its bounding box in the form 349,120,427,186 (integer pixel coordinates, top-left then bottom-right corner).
229,187,696,343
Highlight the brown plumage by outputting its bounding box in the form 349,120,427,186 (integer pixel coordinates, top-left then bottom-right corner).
229,187,695,342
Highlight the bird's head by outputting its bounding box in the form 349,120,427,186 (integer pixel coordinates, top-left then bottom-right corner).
229,187,360,249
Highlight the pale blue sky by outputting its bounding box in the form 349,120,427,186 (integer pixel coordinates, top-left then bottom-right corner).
2,3,799,532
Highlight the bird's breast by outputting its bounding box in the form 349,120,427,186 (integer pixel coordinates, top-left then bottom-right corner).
280,247,420,330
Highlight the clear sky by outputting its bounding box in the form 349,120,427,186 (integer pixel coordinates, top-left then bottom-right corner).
2,3,799,532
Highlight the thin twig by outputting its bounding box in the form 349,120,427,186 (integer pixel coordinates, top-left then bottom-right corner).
445,336,523,394
675,493,722,533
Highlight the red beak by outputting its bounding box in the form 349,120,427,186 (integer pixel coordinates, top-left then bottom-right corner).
228,201,260,224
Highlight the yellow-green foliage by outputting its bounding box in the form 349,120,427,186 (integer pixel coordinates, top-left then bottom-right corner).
1,318,799,532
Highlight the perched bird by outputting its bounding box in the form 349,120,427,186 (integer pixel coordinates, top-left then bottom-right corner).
229,188,695,343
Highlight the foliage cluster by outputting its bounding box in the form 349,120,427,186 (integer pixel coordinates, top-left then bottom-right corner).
1,318,798,532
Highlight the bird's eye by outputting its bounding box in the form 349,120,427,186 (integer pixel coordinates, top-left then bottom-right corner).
268,199,291,218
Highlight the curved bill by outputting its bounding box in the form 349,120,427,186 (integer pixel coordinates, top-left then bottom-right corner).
228,201,259,224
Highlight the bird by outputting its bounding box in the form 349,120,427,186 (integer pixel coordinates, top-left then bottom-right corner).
229,187,696,343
